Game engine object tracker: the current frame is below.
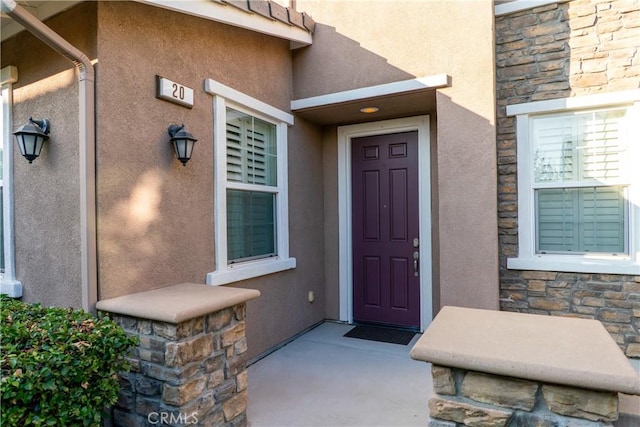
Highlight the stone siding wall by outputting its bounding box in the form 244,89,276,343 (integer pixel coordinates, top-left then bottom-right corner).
104,304,249,426
496,0,640,358
429,365,619,426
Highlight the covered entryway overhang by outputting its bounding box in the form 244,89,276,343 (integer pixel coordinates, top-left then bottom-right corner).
291,74,448,126
291,74,450,332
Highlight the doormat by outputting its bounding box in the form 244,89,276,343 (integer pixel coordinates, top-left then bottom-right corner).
343,324,416,345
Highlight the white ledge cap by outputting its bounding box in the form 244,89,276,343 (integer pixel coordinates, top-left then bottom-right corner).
410,306,640,395
96,283,260,324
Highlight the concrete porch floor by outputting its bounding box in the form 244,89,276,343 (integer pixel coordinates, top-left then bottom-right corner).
247,322,431,426
246,321,639,427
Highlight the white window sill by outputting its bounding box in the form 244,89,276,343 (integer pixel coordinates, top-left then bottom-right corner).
0,278,22,298
206,257,296,286
507,255,640,275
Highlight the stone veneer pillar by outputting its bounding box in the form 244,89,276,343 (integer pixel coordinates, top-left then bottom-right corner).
411,307,640,427
428,365,620,426
96,283,260,427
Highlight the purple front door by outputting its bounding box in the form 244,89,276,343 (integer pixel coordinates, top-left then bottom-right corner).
352,131,420,328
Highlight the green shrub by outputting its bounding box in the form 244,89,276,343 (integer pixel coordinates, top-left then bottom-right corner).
1,295,138,426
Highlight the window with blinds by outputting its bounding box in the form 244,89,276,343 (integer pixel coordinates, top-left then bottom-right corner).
227,190,276,262
226,108,277,263
226,108,277,186
532,108,629,254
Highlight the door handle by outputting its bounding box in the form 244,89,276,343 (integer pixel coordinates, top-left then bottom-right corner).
413,251,420,277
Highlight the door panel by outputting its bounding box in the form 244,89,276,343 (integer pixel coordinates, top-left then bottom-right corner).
390,257,409,309
390,168,408,241
363,171,381,241
364,256,382,307
352,131,420,328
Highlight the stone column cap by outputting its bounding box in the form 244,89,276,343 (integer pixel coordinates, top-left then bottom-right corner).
96,283,260,324
410,306,640,395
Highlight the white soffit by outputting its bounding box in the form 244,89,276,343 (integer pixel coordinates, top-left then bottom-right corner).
135,0,312,47
291,74,450,111
1,1,82,41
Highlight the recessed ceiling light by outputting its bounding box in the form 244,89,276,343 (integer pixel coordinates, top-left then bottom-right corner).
359,107,379,114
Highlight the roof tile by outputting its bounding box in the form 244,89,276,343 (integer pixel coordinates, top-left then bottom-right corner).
269,1,290,25
218,0,314,34
248,0,273,20
302,12,315,32
287,8,305,29
223,0,250,12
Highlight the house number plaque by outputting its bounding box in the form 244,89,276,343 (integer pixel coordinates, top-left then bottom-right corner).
155,75,194,108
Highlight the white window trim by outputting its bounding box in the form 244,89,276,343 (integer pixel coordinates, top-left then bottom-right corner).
507,90,640,275
495,0,570,17
204,78,295,286
0,66,22,297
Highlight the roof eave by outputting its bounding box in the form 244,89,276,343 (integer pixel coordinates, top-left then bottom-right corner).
134,0,312,48
1,0,83,41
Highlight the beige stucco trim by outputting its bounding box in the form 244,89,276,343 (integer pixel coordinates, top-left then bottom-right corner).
411,306,640,395
96,283,260,324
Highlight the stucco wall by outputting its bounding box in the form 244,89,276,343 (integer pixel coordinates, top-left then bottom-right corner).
96,2,218,299
95,2,325,359
1,2,97,308
296,0,499,316
321,127,339,320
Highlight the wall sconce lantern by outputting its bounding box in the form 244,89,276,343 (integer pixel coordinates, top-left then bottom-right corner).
168,124,197,166
13,117,50,164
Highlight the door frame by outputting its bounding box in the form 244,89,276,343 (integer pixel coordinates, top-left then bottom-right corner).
337,116,432,332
